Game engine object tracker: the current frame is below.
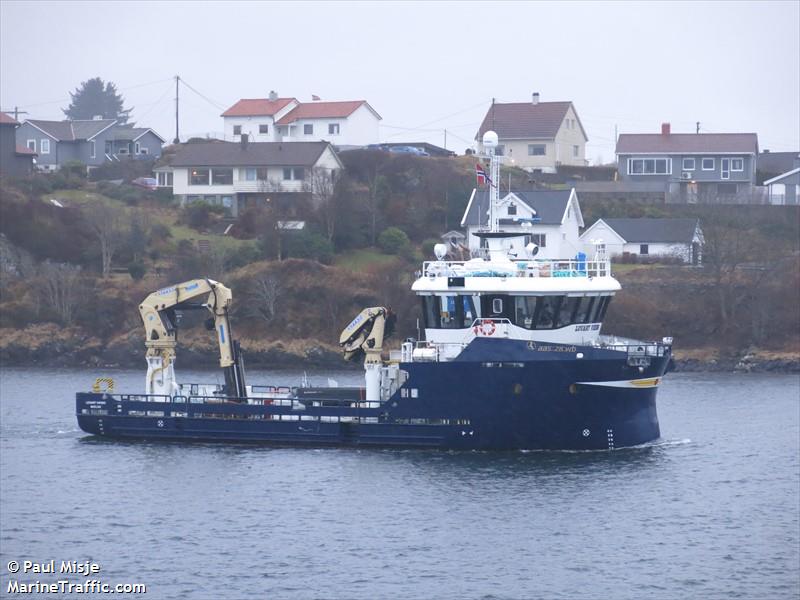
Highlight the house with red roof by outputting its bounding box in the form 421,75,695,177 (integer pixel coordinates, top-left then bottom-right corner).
222,91,381,147
0,112,37,177
475,93,588,172
616,123,760,203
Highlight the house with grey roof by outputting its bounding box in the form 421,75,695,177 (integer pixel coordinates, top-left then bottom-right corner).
0,112,36,177
15,118,164,171
764,156,800,205
460,188,584,259
155,139,343,217
579,217,703,264
475,93,588,172
616,123,760,203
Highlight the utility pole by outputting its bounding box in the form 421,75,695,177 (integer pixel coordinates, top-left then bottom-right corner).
173,75,180,144
1,106,28,121
696,121,700,134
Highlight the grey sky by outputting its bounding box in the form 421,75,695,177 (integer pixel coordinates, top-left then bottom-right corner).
1,0,798,163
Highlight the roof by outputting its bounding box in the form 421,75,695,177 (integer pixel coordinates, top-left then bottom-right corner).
0,112,18,126
221,98,296,117
600,218,700,243
475,101,585,141
462,189,573,228
25,119,116,141
111,126,165,142
764,167,800,186
758,151,799,174
275,100,380,124
616,133,758,155
168,141,334,167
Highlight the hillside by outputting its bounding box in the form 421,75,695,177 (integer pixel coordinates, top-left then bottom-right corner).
0,155,798,372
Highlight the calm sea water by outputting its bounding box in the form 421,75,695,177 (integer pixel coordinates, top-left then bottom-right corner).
1,368,798,600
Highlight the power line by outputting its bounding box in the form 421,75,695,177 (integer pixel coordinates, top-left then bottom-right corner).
16,77,174,110
179,78,227,112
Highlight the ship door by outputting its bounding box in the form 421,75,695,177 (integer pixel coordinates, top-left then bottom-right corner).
482,295,513,322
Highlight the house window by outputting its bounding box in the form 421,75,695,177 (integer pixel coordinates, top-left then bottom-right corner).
189,168,210,185
211,168,233,185
528,144,546,156
26,139,35,151
531,234,546,248
304,124,313,135
233,125,242,136
628,158,671,175
90,140,96,158
140,147,149,155
118,146,129,155
282,167,305,180
682,157,695,170
495,145,505,156
243,168,257,181
639,244,649,255
135,142,140,154
328,123,340,135
507,203,517,216
731,158,744,171
702,158,715,170
40,139,50,154
257,168,268,180
259,124,269,134
572,119,576,129
157,172,174,186
573,145,579,157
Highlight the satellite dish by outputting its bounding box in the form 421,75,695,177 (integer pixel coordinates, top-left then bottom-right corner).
433,243,448,260
526,243,539,257
482,130,498,148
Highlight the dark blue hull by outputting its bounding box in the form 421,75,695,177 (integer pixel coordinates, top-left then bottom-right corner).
76,339,671,451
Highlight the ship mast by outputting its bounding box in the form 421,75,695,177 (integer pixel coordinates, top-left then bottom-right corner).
482,130,501,232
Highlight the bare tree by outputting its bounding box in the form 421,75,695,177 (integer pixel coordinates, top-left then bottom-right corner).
84,203,126,278
38,261,82,325
306,167,340,242
249,276,283,323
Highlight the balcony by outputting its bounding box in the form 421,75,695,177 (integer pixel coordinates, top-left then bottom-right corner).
232,180,305,193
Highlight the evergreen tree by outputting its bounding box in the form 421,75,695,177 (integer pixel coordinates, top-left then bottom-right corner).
62,77,132,123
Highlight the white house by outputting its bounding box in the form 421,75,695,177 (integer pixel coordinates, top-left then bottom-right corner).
221,92,381,147
460,188,584,260
579,218,703,264
154,140,343,218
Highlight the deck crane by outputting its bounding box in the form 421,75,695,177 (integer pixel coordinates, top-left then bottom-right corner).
339,307,395,402
138,278,246,399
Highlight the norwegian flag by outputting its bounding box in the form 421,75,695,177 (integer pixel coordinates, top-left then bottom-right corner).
476,163,492,186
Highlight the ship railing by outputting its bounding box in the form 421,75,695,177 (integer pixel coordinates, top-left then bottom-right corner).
77,391,385,422
595,335,673,366
421,258,611,279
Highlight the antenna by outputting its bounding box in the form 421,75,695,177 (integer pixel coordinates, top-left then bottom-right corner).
173,75,180,144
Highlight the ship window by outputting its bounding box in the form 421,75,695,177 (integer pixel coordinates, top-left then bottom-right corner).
514,296,539,330
421,295,476,329
440,295,462,329
556,297,580,328
536,296,562,329
421,296,438,329
492,298,503,314
575,296,596,323
591,296,612,322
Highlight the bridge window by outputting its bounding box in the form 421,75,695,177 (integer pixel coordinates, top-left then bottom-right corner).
574,296,596,323
556,297,581,328
421,295,477,329
536,296,561,329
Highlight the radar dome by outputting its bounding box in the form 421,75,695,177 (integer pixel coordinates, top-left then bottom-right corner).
482,130,498,148
433,243,448,260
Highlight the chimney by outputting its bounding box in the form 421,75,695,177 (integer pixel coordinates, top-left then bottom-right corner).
240,133,249,150
268,90,278,101
661,122,671,136
532,92,540,105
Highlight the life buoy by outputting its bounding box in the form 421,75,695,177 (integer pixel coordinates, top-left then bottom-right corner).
473,320,496,336
92,377,115,393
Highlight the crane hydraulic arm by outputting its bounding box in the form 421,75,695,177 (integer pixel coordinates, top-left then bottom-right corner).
138,278,246,398
339,307,395,364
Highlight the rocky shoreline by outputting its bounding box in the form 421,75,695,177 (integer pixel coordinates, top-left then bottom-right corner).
0,325,797,373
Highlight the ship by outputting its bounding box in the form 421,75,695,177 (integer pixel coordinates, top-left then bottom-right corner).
76,131,673,450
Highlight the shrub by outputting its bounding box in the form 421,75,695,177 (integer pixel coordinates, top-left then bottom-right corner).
378,227,410,255
128,261,146,280
421,238,440,258
284,231,334,264
180,202,225,230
